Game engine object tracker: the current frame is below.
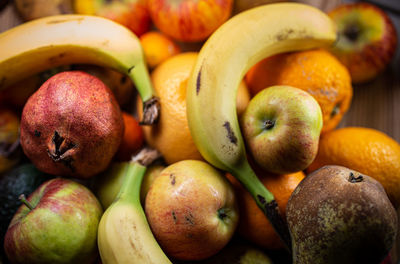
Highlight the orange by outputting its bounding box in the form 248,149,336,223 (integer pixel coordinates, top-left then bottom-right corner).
308,127,400,208
115,112,144,161
137,52,251,165
245,49,353,133
137,52,202,164
139,31,181,69
226,168,305,250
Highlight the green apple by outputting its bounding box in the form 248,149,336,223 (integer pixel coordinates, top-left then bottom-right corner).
240,85,323,174
4,178,103,264
145,160,239,261
93,162,165,209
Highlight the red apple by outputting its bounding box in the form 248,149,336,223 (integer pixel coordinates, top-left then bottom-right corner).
328,2,398,84
240,85,323,174
4,178,103,264
145,160,239,260
73,0,151,37
147,0,234,42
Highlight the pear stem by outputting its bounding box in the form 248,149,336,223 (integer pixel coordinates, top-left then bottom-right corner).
19,194,34,211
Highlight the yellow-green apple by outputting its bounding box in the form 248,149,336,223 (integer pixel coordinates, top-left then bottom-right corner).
73,0,151,36
93,162,165,209
145,160,239,261
240,85,323,174
147,0,233,42
4,178,103,264
328,2,398,84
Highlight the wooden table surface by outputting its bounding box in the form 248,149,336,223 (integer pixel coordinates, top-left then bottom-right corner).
1,1,400,262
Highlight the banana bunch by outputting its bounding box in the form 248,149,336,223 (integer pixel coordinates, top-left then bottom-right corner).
0,14,158,124
97,148,171,264
186,2,337,249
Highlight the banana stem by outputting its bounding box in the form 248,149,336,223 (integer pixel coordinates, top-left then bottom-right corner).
115,147,162,205
232,160,292,253
128,60,153,102
115,162,146,206
128,60,160,125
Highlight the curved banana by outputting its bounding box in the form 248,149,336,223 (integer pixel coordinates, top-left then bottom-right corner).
186,2,337,249
97,148,171,264
0,14,158,124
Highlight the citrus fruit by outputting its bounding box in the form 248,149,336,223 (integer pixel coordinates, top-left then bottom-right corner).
115,112,144,161
226,168,305,250
140,31,181,69
137,52,251,164
245,49,353,133
308,127,400,208
0,108,21,174
236,80,251,117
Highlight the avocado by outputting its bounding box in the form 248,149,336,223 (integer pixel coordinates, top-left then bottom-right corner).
0,163,53,263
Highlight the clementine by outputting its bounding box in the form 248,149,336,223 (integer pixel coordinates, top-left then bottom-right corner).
115,112,144,161
245,49,353,133
226,169,305,250
308,127,400,208
139,31,181,69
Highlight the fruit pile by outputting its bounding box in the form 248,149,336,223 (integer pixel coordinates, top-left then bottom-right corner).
0,1,399,264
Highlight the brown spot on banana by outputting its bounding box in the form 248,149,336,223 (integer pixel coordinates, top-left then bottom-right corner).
48,52,67,64
196,68,202,95
46,17,84,24
275,28,310,41
223,121,238,145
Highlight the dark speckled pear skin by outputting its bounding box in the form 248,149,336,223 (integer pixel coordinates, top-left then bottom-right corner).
286,165,397,264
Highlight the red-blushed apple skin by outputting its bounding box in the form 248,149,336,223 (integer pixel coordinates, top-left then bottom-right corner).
240,86,323,174
145,160,239,261
328,2,398,84
95,0,151,37
20,71,124,179
147,0,233,42
4,178,103,264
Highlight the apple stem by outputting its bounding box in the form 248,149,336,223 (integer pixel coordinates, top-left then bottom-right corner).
19,194,34,211
264,120,275,130
217,208,228,220
344,24,360,42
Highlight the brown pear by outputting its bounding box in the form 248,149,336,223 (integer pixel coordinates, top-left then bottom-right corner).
20,71,124,179
286,165,397,264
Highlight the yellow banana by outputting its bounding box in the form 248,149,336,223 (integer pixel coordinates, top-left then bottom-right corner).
0,14,158,124
186,2,337,249
97,148,171,264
